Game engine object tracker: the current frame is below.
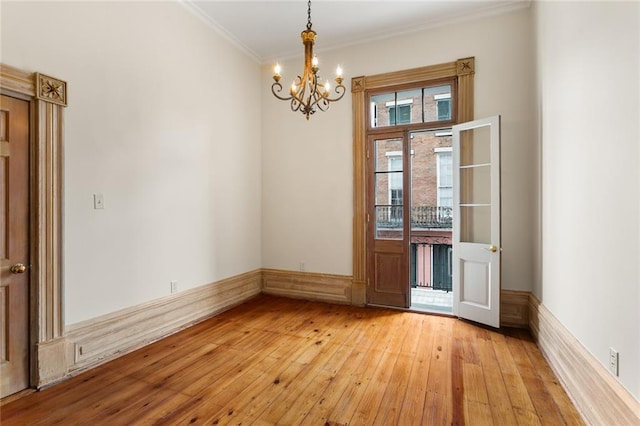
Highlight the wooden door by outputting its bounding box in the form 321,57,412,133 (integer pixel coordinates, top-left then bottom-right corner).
0,95,30,397
367,133,409,307
452,116,501,328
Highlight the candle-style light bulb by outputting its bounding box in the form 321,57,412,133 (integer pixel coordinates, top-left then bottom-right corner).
336,65,343,77
312,56,319,67
325,81,331,92
274,63,281,75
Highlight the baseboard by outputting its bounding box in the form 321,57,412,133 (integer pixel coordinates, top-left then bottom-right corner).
64,269,262,375
262,268,352,304
529,294,640,425
500,289,530,328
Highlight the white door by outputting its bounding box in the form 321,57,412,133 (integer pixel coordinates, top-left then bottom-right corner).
452,116,501,328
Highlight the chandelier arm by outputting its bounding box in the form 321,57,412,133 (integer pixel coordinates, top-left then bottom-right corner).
292,75,307,107
323,84,346,102
306,83,346,112
271,82,294,101
315,97,330,112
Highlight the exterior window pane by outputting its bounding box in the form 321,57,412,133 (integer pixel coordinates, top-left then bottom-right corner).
437,151,453,208
424,85,452,122
437,99,451,120
370,92,395,127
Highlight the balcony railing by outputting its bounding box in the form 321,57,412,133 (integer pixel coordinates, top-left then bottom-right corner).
376,205,453,229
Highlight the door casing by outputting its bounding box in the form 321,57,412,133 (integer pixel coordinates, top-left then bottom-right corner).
1,64,67,388
351,58,476,307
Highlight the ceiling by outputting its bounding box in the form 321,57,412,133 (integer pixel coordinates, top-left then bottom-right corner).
182,1,530,64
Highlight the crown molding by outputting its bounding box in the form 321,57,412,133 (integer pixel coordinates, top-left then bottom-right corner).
178,0,262,64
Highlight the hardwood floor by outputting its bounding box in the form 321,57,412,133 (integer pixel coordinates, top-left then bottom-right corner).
0,295,583,425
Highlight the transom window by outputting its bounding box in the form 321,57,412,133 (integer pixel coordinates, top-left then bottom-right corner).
369,83,454,128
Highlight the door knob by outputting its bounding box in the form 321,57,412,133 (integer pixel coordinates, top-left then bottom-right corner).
486,245,498,253
10,263,27,274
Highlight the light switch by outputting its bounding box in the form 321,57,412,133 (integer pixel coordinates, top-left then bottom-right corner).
93,193,104,209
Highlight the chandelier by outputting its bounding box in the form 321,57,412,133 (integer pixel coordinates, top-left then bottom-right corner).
271,0,345,120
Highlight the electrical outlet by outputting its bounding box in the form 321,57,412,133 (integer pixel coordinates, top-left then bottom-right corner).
170,281,178,294
609,348,619,376
299,261,306,272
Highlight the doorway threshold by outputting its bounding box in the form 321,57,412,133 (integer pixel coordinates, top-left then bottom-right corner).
410,287,453,314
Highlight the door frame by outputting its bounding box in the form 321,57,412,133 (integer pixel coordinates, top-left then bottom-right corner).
351,58,475,306
1,64,68,389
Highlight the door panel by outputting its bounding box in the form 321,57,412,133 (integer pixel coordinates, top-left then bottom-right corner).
0,95,30,397
368,134,409,307
452,116,500,328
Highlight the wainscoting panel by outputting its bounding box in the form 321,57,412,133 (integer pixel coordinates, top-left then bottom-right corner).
529,294,640,425
262,269,352,304
65,270,262,374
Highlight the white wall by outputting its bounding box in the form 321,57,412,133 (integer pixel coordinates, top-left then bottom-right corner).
1,1,262,324
535,1,639,399
261,6,537,293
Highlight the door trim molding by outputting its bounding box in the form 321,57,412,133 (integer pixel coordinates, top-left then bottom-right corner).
1,63,68,387
351,58,475,306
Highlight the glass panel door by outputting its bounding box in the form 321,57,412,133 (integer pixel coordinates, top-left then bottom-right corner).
452,116,501,328
368,134,409,307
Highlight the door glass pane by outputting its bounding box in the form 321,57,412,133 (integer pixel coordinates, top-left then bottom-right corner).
459,124,492,244
374,138,403,171
460,165,491,205
460,125,490,166
374,137,403,239
375,172,403,205
460,206,491,244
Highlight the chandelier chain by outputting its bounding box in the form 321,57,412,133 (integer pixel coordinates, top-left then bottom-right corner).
306,0,312,30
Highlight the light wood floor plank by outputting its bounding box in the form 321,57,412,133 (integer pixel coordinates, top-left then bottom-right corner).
0,295,584,425
397,317,433,425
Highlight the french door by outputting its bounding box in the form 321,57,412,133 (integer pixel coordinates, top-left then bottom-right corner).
452,115,501,328
367,132,410,307
367,116,502,329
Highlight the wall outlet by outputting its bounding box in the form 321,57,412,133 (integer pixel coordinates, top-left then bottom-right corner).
609,347,619,376
299,261,306,272
170,281,178,294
